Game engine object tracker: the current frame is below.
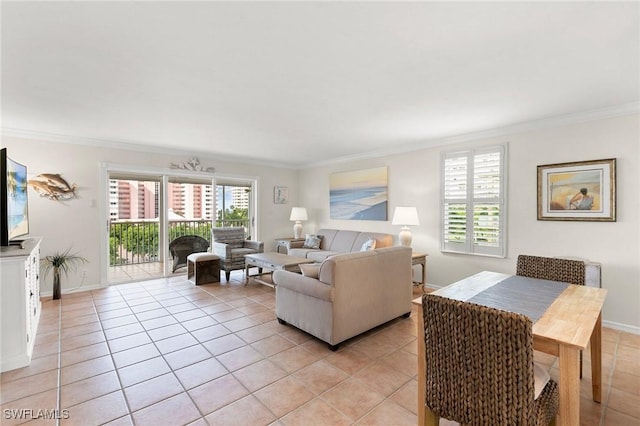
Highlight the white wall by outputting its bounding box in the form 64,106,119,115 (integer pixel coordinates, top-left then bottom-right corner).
298,114,640,332
3,113,637,331
0,136,300,294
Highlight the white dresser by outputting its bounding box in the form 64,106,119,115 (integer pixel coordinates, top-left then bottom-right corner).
0,238,42,372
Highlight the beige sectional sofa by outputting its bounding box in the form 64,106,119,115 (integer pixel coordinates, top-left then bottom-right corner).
272,245,413,350
288,228,394,262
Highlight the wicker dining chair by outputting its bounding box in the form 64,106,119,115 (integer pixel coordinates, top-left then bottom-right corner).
422,293,559,426
516,254,585,285
516,254,586,378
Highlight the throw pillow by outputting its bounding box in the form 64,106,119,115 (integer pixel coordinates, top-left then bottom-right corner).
299,263,321,278
360,238,377,251
303,234,322,249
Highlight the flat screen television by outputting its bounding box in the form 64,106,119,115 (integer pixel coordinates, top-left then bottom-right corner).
0,148,30,246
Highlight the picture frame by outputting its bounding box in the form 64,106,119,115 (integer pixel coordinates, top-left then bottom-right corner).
274,186,288,204
329,166,388,220
537,158,616,221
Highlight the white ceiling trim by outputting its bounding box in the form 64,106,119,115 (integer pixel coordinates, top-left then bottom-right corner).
1,127,298,170
2,101,638,170
300,102,640,167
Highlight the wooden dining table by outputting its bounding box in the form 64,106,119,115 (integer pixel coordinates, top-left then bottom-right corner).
413,271,608,426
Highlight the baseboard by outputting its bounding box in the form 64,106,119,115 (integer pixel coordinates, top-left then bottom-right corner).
603,320,640,335
39,284,104,298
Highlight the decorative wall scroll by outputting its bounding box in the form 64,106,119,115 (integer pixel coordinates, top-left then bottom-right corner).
28,173,78,201
170,157,215,173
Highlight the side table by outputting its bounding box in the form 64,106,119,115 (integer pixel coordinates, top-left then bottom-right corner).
412,252,428,291
275,238,305,254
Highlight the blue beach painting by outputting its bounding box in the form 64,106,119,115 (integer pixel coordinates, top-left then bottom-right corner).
330,167,388,220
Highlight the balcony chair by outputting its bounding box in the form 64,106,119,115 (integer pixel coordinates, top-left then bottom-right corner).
168,235,210,273
516,254,586,378
421,293,559,426
211,227,263,281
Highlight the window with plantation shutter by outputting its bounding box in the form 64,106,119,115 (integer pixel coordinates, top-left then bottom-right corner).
441,145,506,257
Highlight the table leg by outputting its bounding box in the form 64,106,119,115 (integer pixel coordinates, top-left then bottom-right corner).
244,263,250,285
416,303,426,425
591,311,603,403
558,344,581,426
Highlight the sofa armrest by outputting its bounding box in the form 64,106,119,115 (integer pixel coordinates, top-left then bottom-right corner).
212,241,232,258
272,270,333,302
243,240,264,252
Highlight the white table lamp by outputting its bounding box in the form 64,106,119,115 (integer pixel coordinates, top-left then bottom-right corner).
392,206,420,247
290,207,308,239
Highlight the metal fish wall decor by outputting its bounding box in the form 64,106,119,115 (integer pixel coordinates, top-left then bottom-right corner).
28,173,78,201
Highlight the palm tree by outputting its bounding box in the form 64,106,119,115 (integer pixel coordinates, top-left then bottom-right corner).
41,249,87,300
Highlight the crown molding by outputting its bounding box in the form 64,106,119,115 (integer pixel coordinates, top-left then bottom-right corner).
302,101,640,168
3,102,638,170
0,127,299,170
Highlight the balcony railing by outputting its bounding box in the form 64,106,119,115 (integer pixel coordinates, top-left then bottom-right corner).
109,219,249,266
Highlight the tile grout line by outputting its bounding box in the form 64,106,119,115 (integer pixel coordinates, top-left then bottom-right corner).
92,288,136,425
119,282,196,423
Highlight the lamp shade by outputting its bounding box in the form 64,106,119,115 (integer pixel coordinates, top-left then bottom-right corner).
289,207,308,221
392,207,420,226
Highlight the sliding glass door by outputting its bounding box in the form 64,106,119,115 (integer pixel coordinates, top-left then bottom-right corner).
107,174,164,284
102,165,257,285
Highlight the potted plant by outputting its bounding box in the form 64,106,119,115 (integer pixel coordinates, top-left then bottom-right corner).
41,248,88,300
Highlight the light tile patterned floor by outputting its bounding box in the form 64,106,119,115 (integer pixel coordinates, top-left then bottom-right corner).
1,272,639,425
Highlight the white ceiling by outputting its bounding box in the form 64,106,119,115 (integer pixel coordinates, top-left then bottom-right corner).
2,1,638,168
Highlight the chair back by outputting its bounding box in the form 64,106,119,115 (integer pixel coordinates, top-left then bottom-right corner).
212,227,246,247
422,293,537,425
516,255,585,285
168,235,209,253
168,235,210,272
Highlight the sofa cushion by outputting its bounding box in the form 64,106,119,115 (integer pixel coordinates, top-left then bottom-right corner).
303,234,322,249
327,230,360,252
315,229,339,249
289,248,318,258
352,232,393,251
315,229,393,252
307,251,341,263
299,263,321,278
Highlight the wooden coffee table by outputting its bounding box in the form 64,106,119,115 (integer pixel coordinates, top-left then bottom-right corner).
244,252,314,287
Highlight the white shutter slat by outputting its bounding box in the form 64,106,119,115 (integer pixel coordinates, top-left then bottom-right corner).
441,145,506,257
444,156,468,199
474,152,501,200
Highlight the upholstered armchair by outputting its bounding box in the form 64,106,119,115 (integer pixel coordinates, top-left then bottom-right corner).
211,227,263,281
